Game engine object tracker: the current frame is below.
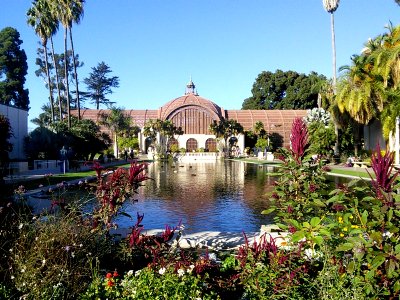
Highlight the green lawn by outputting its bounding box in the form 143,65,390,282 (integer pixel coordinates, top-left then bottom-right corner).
327,167,373,179
6,162,133,192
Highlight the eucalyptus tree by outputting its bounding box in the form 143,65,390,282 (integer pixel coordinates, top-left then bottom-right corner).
99,107,131,158
27,0,59,122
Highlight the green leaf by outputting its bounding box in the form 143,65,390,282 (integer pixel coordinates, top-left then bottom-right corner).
313,235,324,245
291,231,305,242
302,222,310,228
261,208,275,215
361,210,368,225
371,255,385,269
119,211,132,219
394,280,400,292
310,217,321,227
319,228,331,237
347,261,355,273
313,199,326,207
336,243,354,252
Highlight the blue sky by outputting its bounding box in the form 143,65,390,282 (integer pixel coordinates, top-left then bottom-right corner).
1,0,400,131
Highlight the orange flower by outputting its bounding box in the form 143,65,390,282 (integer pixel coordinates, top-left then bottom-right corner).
107,279,114,287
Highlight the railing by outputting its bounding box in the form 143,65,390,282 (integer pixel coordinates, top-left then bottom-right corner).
176,152,221,161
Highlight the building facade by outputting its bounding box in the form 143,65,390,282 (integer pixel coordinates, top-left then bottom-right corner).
78,80,307,154
0,103,28,159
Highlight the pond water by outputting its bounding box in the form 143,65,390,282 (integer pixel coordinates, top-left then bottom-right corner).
116,160,277,234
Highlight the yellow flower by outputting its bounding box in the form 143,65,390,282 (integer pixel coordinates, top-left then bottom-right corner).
351,225,359,229
340,233,344,237
343,227,348,232
338,217,343,224
349,215,354,219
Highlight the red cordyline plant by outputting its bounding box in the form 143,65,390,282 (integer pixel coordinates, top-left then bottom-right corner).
290,118,309,163
368,143,399,202
92,161,150,230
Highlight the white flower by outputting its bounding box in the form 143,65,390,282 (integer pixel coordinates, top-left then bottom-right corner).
158,267,166,275
177,268,185,277
42,259,46,266
135,270,142,277
21,268,25,273
127,270,134,277
18,223,23,230
208,253,217,261
187,265,195,274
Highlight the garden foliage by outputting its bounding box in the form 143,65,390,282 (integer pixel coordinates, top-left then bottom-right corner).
3,117,400,298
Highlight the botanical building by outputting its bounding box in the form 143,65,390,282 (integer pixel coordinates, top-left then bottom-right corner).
78,80,307,153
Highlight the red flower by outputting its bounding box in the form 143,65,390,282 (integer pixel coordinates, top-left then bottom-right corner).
107,280,114,287
91,161,105,179
290,118,309,163
106,272,113,279
113,271,119,277
128,161,150,186
368,143,399,199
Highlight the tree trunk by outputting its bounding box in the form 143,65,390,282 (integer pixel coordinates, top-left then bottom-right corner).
43,43,55,122
64,27,71,128
50,37,63,121
69,26,80,120
331,12,339,155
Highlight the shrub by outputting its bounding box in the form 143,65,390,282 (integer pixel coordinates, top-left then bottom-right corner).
9,213,112,299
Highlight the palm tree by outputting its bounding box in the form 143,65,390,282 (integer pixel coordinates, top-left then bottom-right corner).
323,0,340,155
68,0,84,120
209,119,244,157
27,0,59,122
99,107,131,159
253,121,266,138
52,0,84,128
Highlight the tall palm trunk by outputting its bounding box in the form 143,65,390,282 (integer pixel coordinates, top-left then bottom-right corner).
50,37,63,121
43,43,55,122
69,26,80,120
63,27,71,128
331,12,340,155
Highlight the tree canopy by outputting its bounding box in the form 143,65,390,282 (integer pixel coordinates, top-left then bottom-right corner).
242,70,326,110
336,23,400,139
0,27,29,109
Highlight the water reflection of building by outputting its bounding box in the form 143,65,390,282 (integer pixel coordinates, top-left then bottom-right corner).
135,161,274,232
76,79,306,153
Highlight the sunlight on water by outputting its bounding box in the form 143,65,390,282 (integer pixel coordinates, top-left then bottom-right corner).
116,160,277,234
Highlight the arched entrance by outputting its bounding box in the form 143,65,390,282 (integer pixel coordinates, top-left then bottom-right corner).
205,138,217,152
186,138,198,152
145,137,153,154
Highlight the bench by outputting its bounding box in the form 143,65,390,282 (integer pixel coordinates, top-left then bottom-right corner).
353,161,371,168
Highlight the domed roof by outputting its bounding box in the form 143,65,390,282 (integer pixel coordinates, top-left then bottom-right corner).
159,82,223,121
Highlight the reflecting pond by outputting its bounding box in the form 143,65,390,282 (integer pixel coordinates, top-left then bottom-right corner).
116,160,277,234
